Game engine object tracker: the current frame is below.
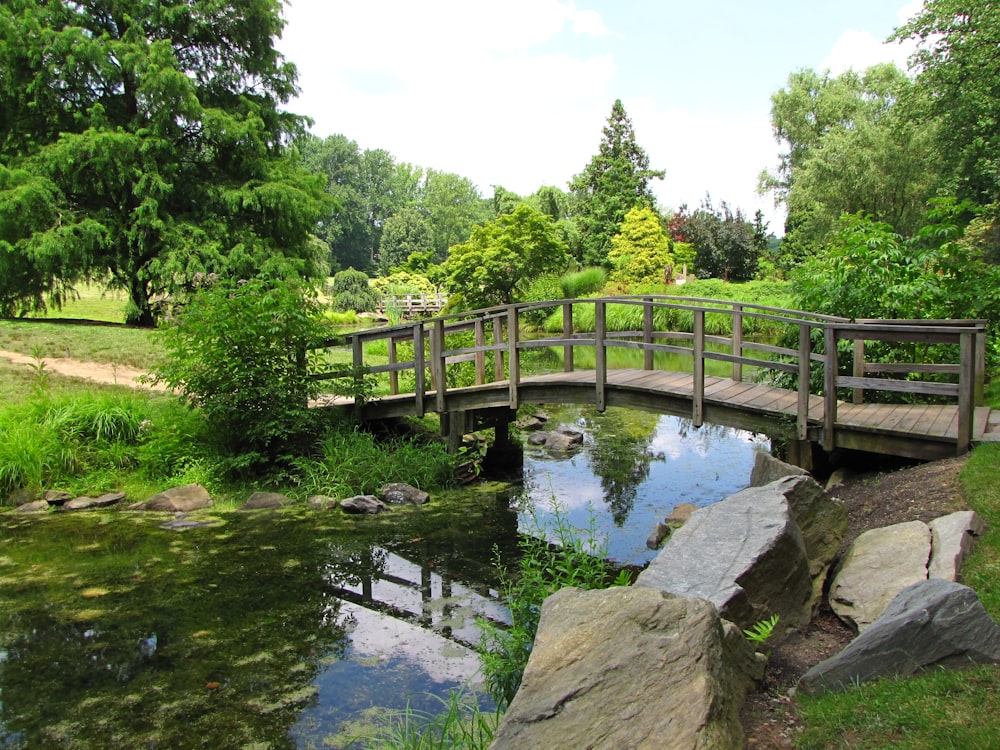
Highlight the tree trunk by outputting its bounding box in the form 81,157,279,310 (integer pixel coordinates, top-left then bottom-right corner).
126,278,155,327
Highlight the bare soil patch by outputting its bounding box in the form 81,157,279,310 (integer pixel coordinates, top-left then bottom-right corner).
741,455,971,747
0,349,165,390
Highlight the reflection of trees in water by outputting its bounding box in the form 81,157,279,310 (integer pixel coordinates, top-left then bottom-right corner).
582,407,661,526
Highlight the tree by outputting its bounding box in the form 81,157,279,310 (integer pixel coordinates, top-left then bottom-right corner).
607,206,674,284
570,100,665,267
377,207,434,274
895,0,1000,204
0,0,328,325
760,64,941,265
421,169,491,263
444,205,571,308
671,196,758,281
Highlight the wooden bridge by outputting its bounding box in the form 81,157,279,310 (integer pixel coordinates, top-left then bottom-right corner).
375,293,448,317
314,296,991,466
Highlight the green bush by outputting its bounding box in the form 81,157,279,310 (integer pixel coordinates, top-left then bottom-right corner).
331,268,378,312
152,276,328,475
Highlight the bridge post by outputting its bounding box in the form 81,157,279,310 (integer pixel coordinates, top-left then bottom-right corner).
493,317,505,382
474,319,486,385
643,298,654,371
412,323,425,418
958,330,975,454
822,327,838,452
732,303,743,382
507,306,520,409
797,324,811,441
563,302,575,372
595,300,607,412
692,309,704,427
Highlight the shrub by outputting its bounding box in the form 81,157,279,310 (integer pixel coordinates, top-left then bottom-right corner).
152,276,328,474
331,268,378,312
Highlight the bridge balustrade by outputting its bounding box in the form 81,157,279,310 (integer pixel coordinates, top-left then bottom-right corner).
314,297,986,456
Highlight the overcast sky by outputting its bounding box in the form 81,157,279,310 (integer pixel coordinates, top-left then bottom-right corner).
277,1,922,234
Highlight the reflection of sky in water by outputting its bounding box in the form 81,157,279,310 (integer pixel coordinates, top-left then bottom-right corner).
291,549,499,746
521,411,769,566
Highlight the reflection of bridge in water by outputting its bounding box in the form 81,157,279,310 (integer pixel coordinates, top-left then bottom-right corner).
316,296,992,468
325,545,509,652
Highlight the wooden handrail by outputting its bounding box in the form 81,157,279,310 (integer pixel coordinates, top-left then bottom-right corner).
317,297,986,455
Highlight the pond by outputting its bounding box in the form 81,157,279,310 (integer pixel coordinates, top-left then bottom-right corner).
0,406,766,748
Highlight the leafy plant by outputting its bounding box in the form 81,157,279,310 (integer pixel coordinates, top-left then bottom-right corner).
151,276,327,475
743,613,780,647
477,499,629,709
360,689,500,750
331,268,378,312
560,266,606,298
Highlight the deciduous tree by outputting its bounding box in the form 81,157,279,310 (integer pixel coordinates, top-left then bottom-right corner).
444,205,570,308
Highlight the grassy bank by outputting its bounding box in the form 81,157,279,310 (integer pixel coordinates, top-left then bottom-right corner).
794,442,1000,749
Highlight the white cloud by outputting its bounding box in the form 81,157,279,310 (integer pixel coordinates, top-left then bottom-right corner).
819,2,924,74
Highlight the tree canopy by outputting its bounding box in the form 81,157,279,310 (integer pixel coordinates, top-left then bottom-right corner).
444,205,570,309
570,100,664,267
0,0,327,325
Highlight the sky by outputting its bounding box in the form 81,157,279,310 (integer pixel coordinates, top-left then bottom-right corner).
277,1,924,234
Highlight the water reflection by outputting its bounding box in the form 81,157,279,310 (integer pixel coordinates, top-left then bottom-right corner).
0,506,511,749
520,405,770,566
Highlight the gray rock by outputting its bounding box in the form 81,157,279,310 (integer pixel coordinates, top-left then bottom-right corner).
778,475,848,615
306,495,338,510
144,483,213,512
13,500,49,513
928,510,986,582
7,488,34,506
379,483,429,506
514,416,545,431
800,579,1000,695
62,492,125,511
635,482,813,631
526,429,583,452
43,490,73,506
243,491,292,510
490,586,762,750
830,520,932,631
340,495,389,514
749,451,807,487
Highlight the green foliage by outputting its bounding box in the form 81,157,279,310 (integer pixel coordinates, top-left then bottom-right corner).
743,614,779,646
445,205,571,309
360,690,500,750
761,64,941,264
0,1,328,325
608,206,674,283
152,277,327,474
378,207,435,275
895,0,1000,205
669,196,759,281
293,426,455,499
477,501,628,709
369,272,438,297
331,268,378,312
569,100,665,267
560,267,606,299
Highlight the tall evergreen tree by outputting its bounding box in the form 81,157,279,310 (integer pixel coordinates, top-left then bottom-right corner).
569,100,664,267
0,0,327,324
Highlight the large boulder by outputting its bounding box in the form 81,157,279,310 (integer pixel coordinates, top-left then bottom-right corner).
62,492,125,511
490,586,763,750
800,579,1000,695
829,520,932,631
635,480,813,631
526,429,584,452
143,483,212,512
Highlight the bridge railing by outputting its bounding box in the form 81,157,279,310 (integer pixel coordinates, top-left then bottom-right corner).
315,296,986,453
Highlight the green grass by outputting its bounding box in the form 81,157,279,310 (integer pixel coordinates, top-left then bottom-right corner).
0,320,165,369
24,282,130,323
794,442,1000,748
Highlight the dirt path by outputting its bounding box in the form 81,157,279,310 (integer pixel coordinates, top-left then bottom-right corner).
0,349,167,390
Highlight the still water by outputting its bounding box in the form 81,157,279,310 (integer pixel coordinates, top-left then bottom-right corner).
0,406,765,748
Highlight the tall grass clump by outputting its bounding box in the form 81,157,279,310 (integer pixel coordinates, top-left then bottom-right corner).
478,499,630,709
560,267,606,299
361,690,500,750
295,425,455,498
